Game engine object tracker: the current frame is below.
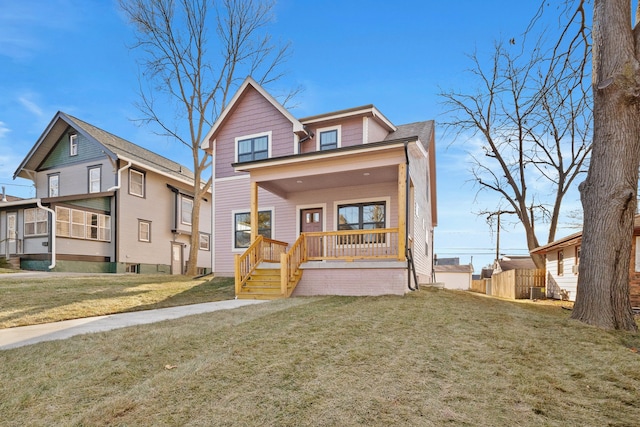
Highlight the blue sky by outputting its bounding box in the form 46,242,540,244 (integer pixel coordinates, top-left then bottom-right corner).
0,0,583,272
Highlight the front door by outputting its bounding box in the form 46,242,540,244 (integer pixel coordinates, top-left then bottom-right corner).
301,208,323,258
171,243,183,275
7,212,17,255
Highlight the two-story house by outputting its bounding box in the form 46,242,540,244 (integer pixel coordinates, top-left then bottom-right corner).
202,77,437,298
0,111,212,274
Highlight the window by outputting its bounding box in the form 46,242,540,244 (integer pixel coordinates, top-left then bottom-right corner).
338,201,386,231
317,125,341,151
55,206,111,242
337,201,386,244
199,233,210,251
234,210,272,249
70,134,78,156
89,167,101,193
48,174,59,197
24,208,48,236
139,220,151,242
181,196,193,225
237,133,269,163
129,169,145,197
319,129,338,150
558,249,564,276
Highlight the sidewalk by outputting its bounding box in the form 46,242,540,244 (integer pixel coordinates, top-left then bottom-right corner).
0,299,266,350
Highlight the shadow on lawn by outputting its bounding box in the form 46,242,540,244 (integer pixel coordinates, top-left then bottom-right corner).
121,276,236,313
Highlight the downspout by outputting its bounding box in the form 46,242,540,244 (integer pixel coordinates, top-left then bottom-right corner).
107,160,131,272
36,199,56,270
107,160,132,192
404,142,416,291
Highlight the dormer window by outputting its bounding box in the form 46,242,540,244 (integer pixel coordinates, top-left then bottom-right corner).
236,131,271,163
318,125,341,151
70,134,78,156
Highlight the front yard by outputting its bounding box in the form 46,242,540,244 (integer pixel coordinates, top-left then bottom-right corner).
0,274,234,328
1,287,639,426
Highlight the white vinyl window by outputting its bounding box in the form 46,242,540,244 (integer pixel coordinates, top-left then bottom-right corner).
129,169,145,197
70,134,78,156
181,196,193,225
199,233,210,251
139,220,151,242
89,167,101,193
24,208,48,236
48,174,59,198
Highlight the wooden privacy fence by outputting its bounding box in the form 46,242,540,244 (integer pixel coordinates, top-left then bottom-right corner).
490,269,545,299
470,279,488,294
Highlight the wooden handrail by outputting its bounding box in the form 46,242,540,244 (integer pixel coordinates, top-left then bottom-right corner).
235,235,265,295
261,237,288,263
281,233,305,297
303,228,399,261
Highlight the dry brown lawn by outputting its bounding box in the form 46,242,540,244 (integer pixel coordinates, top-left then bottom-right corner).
1,288,639,426
0,274,234,328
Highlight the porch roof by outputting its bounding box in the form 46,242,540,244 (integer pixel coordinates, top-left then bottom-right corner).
233,139,411,197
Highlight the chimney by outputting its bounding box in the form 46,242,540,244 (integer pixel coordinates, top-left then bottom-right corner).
1,186,6,202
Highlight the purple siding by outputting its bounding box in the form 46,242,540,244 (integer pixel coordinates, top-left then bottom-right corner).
214,87,295,179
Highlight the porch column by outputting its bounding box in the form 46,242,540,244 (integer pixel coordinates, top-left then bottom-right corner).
398,163,406,261
250,181,258,243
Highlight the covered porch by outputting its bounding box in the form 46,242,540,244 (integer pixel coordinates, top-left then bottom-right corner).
233,141,416,299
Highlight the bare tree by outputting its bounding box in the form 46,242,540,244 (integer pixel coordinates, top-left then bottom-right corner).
440,6,591,270
119,0,294,275
571,0,640,331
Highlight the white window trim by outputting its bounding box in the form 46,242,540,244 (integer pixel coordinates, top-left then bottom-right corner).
333,196,391,248
234,131,272,163
48,174,59,198
316,125,342,151
139,220,151,242
231,206,275,252
129,169,145,197
89,166,101,194
180,195,194,226
24,208,48,237
199,232,210,251
70,134,78,156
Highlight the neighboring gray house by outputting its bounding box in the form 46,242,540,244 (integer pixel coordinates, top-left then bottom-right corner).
0,111,212,274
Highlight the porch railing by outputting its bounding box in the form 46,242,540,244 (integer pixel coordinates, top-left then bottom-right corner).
234,235,288,294
304,228,400,261
281,233,306,296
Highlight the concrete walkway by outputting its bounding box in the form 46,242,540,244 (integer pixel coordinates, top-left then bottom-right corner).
0,299,266,350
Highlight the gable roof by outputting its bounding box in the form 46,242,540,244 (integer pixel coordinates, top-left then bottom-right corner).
14,111,195,186
496,256,537,271
300,104,396,132
201,76,306,150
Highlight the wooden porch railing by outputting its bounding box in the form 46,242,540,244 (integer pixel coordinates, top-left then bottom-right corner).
281,233,306,296
235,228,400,298
234,235,288,295
304,228,400,261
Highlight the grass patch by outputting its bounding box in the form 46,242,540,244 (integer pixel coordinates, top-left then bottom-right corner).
1,289,639,426
0,275,234,328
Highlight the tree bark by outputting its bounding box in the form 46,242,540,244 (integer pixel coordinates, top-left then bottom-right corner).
572,0,640,330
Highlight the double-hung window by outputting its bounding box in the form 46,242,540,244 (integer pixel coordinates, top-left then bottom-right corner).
237,133,269,163
139,220,151,242
70,134,78,156
199,233,210,251
48,174,59,197
317,126,340,151
557,250,564,276
24,208,48,236
129,169,145,197
234,210,272,249
181,196,193,225
89,166,101,193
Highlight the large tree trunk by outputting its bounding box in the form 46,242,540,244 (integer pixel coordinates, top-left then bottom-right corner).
572,0,640,330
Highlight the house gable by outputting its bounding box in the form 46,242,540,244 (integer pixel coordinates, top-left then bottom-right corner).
40,128,106,170
213,84,299,179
